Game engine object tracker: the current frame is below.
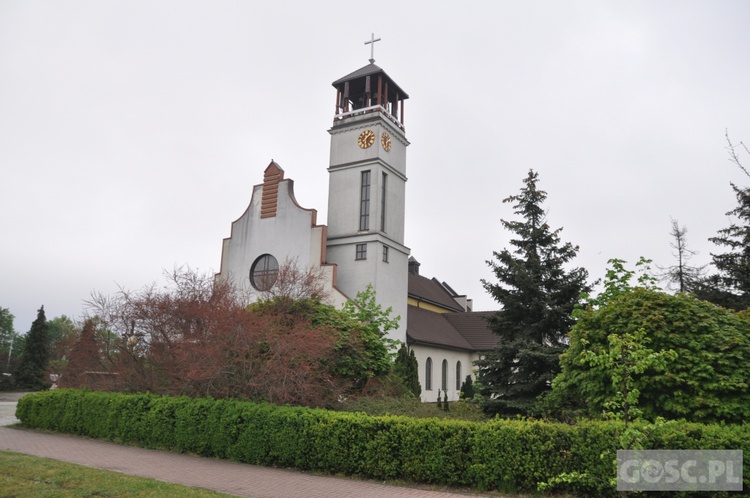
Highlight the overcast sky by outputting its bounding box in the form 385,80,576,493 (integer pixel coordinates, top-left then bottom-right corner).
2,1,750,334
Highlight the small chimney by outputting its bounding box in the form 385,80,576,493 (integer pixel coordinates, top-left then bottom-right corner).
408,256,421,276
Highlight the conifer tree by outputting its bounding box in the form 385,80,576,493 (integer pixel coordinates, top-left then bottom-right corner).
393,343,421,398
697,134,750,310
14,306,51,390
407,349,421,397
477,170,591,415
459,375,475,400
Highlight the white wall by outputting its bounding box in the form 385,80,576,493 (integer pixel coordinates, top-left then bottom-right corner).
216,180,346,307
411,344,476,403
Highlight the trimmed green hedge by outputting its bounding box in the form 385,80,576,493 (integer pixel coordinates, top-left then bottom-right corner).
15,390,750,496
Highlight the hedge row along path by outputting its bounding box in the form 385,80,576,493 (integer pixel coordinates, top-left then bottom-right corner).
0,423,496,498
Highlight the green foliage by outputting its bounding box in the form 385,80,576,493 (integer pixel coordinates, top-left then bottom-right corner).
539,326,677,496
478,170,591,416
0,306,21,388
0,307,14,354
46,314,78,377
459,375,475,400
249,291,396,387
392,344,421,397
697,135,750,310
16,390,750,496
14,306,50,390
583,257,659,308
550,284,750,424
342,284,400,350
579,328,675,429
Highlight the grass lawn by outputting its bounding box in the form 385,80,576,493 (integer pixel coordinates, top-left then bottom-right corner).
0,451,229,497
336,395,489,421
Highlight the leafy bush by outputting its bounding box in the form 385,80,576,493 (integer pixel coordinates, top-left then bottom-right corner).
550,288,750,423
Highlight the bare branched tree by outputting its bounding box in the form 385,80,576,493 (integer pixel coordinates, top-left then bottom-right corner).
258,258,330,302
726,130,750,179
658,218,706,293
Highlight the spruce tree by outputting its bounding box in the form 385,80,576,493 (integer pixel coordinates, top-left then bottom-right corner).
477,170,591,415
701,183,750,309
14,306,51,390
697,135,750,310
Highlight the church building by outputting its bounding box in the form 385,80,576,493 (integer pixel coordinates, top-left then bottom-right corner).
215,47,498,402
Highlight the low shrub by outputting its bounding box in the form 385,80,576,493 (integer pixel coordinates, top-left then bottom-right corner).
16,390,750,497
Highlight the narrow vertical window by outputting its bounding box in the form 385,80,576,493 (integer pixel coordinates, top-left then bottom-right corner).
359,170,371,231
425,357,432,391
380,172,387,232
456,361,462,391
382,245,389,263
355,243,367,260
441,359,448,391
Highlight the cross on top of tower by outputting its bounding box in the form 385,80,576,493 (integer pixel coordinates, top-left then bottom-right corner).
364,33,381,64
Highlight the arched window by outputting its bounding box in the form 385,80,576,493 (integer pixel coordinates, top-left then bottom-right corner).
441,359,448,391
456,361,462,391
425,357,433,391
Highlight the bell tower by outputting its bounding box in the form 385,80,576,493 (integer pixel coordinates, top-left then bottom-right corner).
326,38,410,344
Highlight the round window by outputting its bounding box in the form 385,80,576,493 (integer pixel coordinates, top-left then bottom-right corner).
249,254,279,291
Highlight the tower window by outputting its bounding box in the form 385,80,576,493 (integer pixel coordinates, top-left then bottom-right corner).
249,254,279,291
360,170,371,231
356,243,367,260
381,172,387,232
382,245,389,263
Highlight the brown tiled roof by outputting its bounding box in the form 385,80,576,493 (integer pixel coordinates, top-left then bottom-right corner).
406,305,474,350
407,306,499,352
408,273,464,312
443,311,500,351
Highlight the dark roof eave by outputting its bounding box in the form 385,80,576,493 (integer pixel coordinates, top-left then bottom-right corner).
407,293,464,313
406,333,489,353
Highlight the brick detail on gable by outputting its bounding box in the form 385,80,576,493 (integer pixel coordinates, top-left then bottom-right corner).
261,162,284,218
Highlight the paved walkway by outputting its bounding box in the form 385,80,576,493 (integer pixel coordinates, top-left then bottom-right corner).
0,395,491,498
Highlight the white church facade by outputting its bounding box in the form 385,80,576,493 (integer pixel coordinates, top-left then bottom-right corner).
216,57,498,402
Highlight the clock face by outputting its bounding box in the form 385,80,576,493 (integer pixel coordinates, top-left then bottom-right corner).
357,129,375,149
381,132,391,152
